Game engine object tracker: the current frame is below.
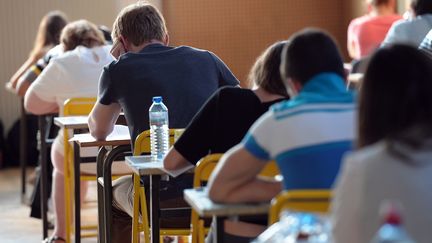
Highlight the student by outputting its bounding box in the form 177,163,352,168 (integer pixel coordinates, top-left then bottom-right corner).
24,20,113,243
87,3,239,242
347,0,401,60
163,41,289,242
382,0,432,46
5,11,67,93
207,28,355,239
332,44,432,243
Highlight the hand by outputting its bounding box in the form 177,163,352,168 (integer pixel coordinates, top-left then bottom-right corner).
5,81,17,94
110,39,126,60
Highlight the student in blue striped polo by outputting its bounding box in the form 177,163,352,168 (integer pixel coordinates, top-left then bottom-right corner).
208,29,355,208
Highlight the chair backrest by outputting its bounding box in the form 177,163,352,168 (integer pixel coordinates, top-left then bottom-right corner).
63,97,97,116
193,154,224,188
269,190,332,224
133,129,183,156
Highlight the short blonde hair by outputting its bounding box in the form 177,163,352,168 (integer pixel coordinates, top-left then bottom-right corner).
61,20,105,51
112,1,167,45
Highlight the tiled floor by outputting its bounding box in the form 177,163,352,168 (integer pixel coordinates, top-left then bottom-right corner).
0,167,98,243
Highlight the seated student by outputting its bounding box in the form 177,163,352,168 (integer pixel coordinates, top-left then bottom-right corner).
382,0,432,47
207,28,355,239
24,20,113,243
163,41,290,242
87,3,239,243
5,11,67,93
332,44,432,243
348,0,401,60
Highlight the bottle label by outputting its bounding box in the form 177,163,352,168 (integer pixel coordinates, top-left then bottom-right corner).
149,111,168,126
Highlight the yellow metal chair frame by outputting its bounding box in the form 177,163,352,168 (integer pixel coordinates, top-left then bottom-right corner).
268,190,332,225
63,97,97,242
131,129,190,243
190,156,280,243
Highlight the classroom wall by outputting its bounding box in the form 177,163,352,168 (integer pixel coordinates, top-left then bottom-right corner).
164,0,348,87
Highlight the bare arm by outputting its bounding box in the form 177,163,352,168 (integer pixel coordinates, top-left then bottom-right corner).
88,101,121,140
24,91,58,115
208,144,282,203
6,57,36,90
163,147,193,170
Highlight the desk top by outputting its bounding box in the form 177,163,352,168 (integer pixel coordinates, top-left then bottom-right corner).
54,116,88,129
184,188,269,217
71,125,130,147
126,155,194,177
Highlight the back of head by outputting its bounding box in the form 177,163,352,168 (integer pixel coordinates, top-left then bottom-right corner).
248,41,289,97
112,1,167,45
280,28,344,85
359,44,432,147
60,20,105,51
411,0,432,15
367,0,393,7
31,10,68,59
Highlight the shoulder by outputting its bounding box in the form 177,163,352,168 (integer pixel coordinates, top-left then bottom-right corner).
343,142,388,170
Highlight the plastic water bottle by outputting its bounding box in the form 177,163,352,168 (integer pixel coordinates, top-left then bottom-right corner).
149,96,169,161
371,202,416,243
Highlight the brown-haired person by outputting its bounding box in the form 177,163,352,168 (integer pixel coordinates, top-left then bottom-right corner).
88,2,238,242
25,20,113,243
5,11,67,92
163,41,289,241
347,0,401,60
332,44,432,243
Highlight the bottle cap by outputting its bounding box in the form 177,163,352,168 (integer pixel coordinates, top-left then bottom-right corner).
152,96,162,103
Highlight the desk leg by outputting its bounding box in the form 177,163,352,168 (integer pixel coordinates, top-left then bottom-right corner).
96,147,108,243
102,145,131,243
150,175,161,243
73,142,81,243
20,101,27,203
213,216,225,243
38,116,49,239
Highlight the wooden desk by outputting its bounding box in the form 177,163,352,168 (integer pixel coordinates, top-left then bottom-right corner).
71,125,131,243
125,156,193,243
184,188,270,243
54,116,88,130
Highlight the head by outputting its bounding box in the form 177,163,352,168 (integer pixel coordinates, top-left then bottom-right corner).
366,0,395,7
358,44,432,148
248,41,289,97
60,20,106,51
112,1,168,50
31,11,68,58
410,0,432,16
280,28,344,96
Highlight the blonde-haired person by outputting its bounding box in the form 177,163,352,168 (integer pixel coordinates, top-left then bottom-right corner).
5,11,67,92
24,20,113,243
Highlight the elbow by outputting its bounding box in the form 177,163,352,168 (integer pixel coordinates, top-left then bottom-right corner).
163,148,189,171
88,117,111,140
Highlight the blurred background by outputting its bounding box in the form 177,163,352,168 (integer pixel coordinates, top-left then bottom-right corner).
0,0,409,133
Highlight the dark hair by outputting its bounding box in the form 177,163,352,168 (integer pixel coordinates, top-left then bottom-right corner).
248,41,289,97
98,25,113,44
411,0,432,15
112,2,167,45
358,44,432,148
30,10,68,60
280,28,345,85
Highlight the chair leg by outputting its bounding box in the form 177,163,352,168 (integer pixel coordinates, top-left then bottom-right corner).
132,175,140,243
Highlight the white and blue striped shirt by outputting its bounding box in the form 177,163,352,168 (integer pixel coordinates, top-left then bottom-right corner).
242,73,356,190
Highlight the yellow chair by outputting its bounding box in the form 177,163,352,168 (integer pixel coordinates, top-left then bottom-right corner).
268,190,332,225
190,156,281,243
190,154,223,243
131,129,191,243
63,97,97,242
63,97,131,242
